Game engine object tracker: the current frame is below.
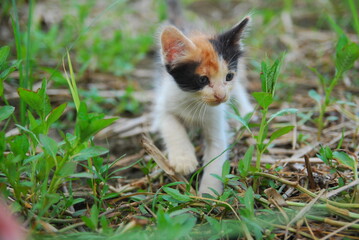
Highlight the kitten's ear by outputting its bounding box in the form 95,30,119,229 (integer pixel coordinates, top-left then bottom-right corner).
160,26,195,64
218,17,250,46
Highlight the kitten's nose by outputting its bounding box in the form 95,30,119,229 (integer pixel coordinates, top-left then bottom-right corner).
214,93,226,102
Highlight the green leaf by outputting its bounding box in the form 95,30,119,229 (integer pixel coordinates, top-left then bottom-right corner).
75,103,119,142
0,105,14,122
169,208,201,217
65,51,80,111
42,67,67,85
18,88,51,118
81,217,96,231
9,135,29,157
336,100,356,107
19,181,33,188
0,132,5,161
267,108,298,123
238,145,254,177
336,35,349,54
0,63,18,85
0,46,10,66
80,118,118,142
0,80,3,97
228,112,252,134
260,61,268,92
269,126,294,143
81,205,99,230
335,39,359,75
308,89,321,104
58,161,76,177
317,146,332,166
28,110,39,130
90,204,99,227
163,187,191,202
73,146,109,161
24,153,43,165
222,160,231,178
69,172,96,179
244,187,254,216
15,124,39,143
39,134,58,160
260,53,285,95
333,151,355,169
46,103,67,126
252,92,273,109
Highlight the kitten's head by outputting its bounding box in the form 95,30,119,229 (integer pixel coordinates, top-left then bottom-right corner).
160,17,249,106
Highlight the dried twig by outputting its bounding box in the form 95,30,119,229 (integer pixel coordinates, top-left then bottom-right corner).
285,189,325,239
141,135,196,194
304,155,316,189
320,219,359,240
325,179,359,199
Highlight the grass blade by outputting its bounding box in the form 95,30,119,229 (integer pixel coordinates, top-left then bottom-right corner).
348,0,359,37
63,51,81,112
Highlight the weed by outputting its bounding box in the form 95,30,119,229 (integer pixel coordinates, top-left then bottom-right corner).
0,50,118,224
232,53,297,172
309,35,359,138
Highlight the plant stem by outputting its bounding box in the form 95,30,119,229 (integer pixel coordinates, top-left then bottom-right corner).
348,0,359,38
317,73,341,139
317,104,325,140
306,215,359,229
254,172,359,208
11,0,26,125
257,219,315,239
25,0,34,90
256,109,268,170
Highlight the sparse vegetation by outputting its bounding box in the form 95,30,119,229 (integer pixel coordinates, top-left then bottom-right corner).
0,0,359,239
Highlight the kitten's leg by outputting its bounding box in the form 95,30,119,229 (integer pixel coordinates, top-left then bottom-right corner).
198,109,228,196
160,113,198,175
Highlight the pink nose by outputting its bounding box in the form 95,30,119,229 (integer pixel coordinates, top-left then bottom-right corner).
214,93,225,101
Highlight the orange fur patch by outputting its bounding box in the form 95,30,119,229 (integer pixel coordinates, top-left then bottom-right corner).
184,35,220,78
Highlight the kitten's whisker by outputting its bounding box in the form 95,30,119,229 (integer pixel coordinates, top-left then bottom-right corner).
179,99,202,125
197,102,204,127
198,101,206,127
201,102,208,127
190,100,203,125
180,99,199,116
192,101,202,126
192,100,204,126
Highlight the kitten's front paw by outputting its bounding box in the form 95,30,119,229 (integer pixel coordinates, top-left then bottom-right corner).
168,152,198,175
198,177,223,196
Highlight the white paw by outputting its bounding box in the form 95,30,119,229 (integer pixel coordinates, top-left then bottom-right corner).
168,152,198,175
198,174,223,196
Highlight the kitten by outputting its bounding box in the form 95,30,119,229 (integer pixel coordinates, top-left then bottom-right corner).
153,17,253,195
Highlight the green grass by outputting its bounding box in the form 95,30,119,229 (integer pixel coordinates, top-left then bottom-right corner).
1,0,359,239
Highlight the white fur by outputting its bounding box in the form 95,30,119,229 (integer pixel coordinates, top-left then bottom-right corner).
153,62,253,196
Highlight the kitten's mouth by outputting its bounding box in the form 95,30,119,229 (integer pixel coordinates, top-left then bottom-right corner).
205,99,228,106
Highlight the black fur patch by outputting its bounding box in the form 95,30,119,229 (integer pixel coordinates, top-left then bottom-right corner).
166,61,206,92
210,38,242,71
210,18,249,71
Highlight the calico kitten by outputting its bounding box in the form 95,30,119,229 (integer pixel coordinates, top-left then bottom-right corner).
153,17,253,195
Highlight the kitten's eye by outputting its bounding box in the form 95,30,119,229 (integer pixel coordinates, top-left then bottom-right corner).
198,76,209,86
226,73,234,81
